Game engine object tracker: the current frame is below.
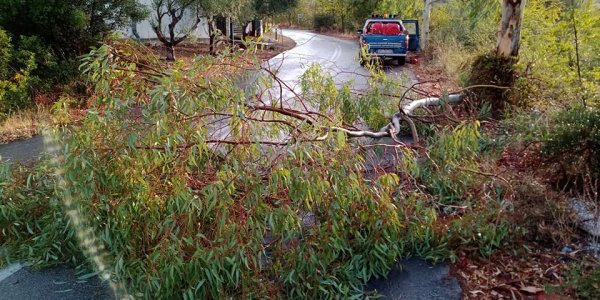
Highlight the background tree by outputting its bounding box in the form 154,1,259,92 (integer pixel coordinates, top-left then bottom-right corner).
198,0,252,54
254,0,298,18
151,0,204,61
252,0,298,35
87,0,148,41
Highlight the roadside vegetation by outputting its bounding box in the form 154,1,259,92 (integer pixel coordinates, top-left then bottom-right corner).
0,0,146,140
1,0,600,299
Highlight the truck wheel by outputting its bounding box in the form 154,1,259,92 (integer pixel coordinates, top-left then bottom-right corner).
397,57,406,66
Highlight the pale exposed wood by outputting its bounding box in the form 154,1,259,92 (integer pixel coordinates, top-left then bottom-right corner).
496,0,527,57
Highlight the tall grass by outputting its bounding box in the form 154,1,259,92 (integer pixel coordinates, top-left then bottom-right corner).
0,105,49,144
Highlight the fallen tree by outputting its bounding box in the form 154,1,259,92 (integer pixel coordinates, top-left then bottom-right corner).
36,40,506,298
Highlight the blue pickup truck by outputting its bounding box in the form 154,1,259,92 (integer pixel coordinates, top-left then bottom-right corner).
358,16,419,66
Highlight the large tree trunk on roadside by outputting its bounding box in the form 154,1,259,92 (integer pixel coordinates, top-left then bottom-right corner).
496,0,526,57
421,0,434,51
421,0,444,51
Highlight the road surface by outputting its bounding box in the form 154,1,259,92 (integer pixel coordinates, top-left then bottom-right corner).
265,29,414,100
0,135,45,163
0,30,460,299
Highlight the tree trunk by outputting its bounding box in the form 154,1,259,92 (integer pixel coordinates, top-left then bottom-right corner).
242,22,248,42
209,19,216,55
421,0,434,51
166,44,175,61
131,22,140,40
496,0,526,57
569,0,584,107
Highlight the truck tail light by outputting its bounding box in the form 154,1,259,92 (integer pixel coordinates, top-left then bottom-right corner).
405,36,409,49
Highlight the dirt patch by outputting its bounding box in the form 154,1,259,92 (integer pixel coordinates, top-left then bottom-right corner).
407,52,461,97
452,245,577,299
148,35,296,62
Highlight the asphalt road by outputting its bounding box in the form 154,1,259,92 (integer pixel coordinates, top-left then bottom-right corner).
265,29,415,100
0,30,461,299
0,135,45,164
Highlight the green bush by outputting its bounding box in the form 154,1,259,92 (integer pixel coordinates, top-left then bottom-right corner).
0,27,84,117
543,106,600,198
314,14,336,31
0,0,146,59
0,28,10,78
419,122,481,205
427,0,497,82
0,28,37,117
563,262,600,299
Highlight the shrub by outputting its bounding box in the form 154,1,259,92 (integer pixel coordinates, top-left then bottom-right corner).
563,262,600,299
0,0,146,59
419,122,481,206
314,14,336,31
543,106,600,199
427,0,497,83
0,28,37,117
467,54,517,118
0,28,10,78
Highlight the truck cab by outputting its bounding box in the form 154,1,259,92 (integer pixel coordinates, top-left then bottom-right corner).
358,16,419,66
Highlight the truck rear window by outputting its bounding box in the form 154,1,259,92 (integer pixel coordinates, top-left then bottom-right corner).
365,22,403,35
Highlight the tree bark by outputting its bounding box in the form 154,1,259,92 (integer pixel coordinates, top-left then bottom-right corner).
421,0,434,51
131,22,140,40
166,44,175,61
209,19,216,55
496,0,526,57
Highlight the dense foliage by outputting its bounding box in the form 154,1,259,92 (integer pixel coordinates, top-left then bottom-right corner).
0,41,515,298
543,105,600,199
283,0,422,31
0,27,83,117
0,0,146,57
1,0,599,298
0,0,146,115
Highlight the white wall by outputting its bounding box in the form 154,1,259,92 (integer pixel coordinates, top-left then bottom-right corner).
121,0,210,40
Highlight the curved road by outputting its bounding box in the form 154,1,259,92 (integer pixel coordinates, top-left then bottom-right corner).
266,29,414,97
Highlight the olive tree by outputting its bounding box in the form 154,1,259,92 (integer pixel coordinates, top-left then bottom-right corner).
151,0,204,61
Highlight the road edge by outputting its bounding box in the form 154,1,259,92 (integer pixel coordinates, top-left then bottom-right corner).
0,263,23,282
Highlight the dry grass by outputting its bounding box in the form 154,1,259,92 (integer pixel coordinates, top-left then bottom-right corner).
0,106,50,144
148,35,296,63
427,38,483,84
